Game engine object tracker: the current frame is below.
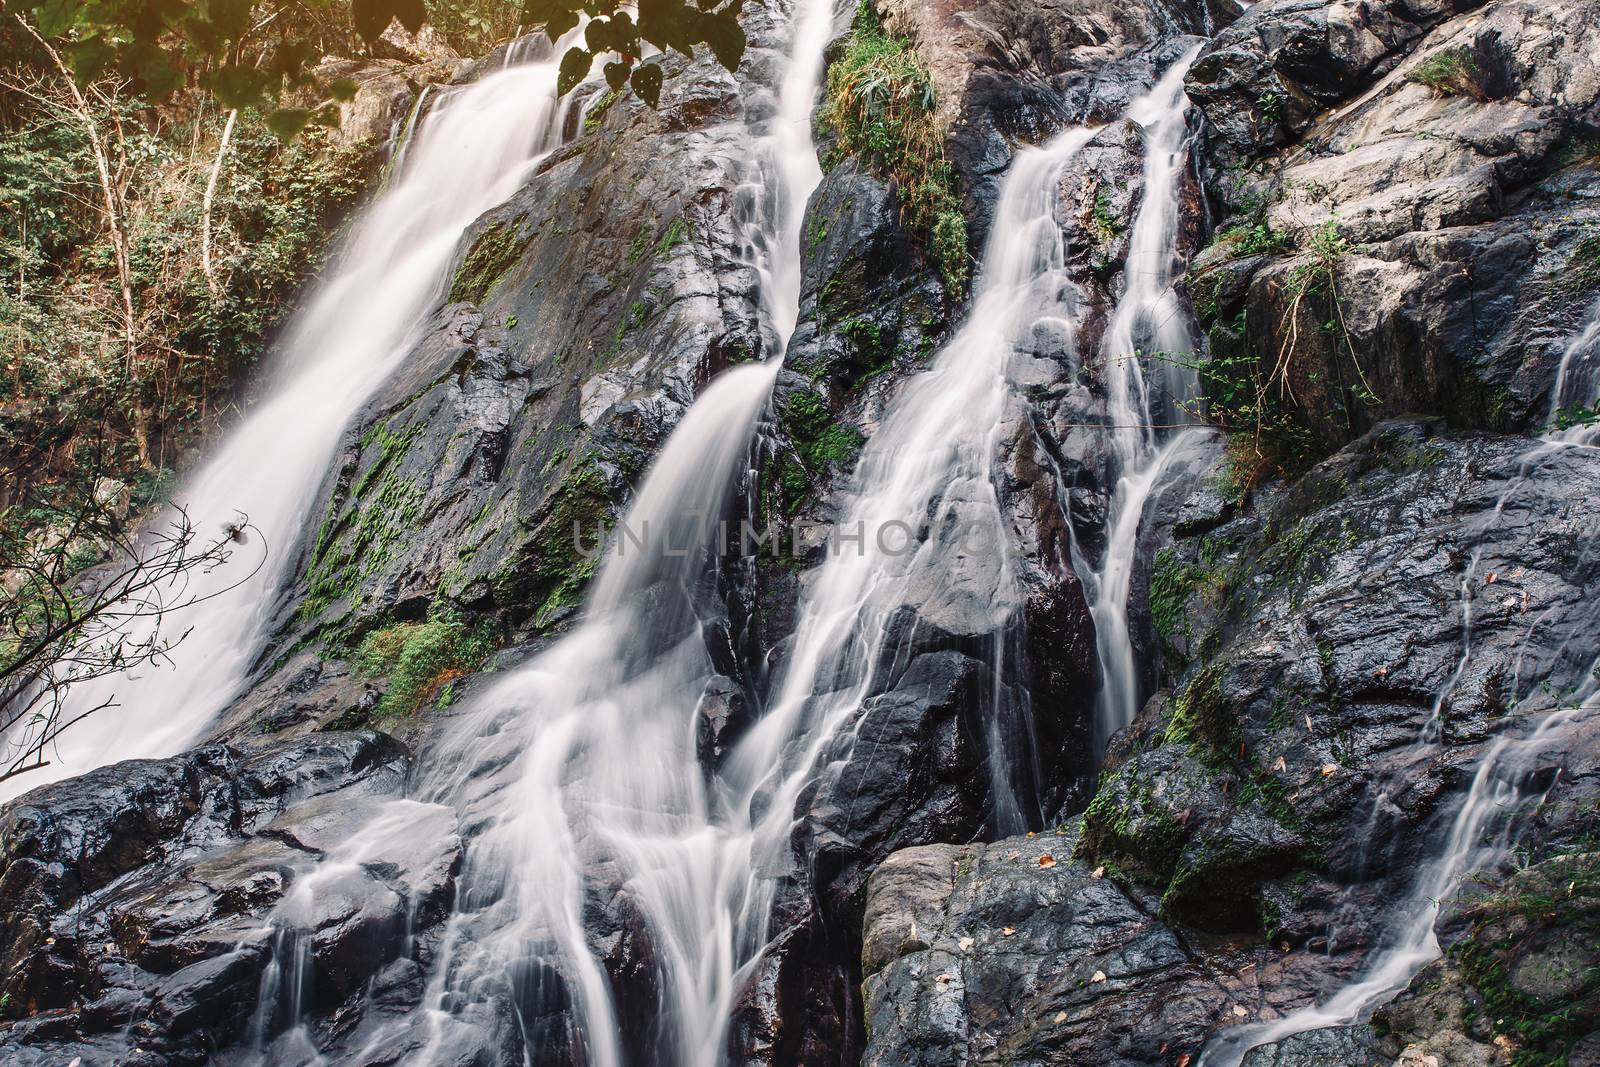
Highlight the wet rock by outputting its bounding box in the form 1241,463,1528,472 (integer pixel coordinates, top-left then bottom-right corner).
1189,0,1600,448
1186,0,1484,168
1239,1025,1395,1067
0,732,459,1065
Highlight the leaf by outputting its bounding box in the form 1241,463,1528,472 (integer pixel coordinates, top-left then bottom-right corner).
604,60,631,90
1320,762,1339,776
1001,926,1016,936
264,107,312,141
352,0,393,41
698,9,746,71
34,0,82,38
1090,970,1107,983
1091,865,1105,879
630,62,663,108
329,77,360,102
1038,854,1056,868
558,46,591,96
536,6,581,41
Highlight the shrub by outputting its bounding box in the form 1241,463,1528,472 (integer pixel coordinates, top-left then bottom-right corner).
1408,48,1485,99
820,0,969,292
353,610,495,716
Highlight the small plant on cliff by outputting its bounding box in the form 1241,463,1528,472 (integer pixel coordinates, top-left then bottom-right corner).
821,0,970,292
1408,48,1486,100
353,608,495,718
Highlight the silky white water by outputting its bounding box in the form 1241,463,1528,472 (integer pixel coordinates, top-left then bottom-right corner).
1201,303,1600,1065
370,43,1212,1067
338,2,842,1063
1084,48,1206,748
0,53,572,802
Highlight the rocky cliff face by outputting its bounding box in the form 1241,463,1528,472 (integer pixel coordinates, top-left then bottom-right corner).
4,0,1599,1064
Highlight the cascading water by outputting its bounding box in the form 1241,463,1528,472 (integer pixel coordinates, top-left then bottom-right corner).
1081,48,1209,750
333,2,843,1064
363,38,1211,1067
0,49,573,802
728,123,1101,853
1199,305,1600,1065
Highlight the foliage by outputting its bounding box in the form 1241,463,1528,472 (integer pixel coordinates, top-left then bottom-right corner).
8,0,745,127
0,474,265,785
820,0,968,292
1,82,378,514
353,608,495,716
1408,47,1484,99
1454,853,1600,1067
523,0,747,106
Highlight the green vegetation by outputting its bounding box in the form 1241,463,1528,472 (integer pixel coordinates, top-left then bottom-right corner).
1408,48,1484,99
583,89,620,133
1454,852,1600,1066
1545,230,1600,305
449,221,530,304
1,84,379,508
820,0,969,292
7,0,744,126
1149,548,1197,642
302,420,425,622
776,390,863,514
354,608,496,717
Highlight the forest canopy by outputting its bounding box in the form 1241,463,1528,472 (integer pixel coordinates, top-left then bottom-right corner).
2,0,747,120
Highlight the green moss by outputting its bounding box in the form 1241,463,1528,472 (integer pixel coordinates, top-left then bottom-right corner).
1165,662,1236,756
449,221,530,305
1079,766,1188,886
1454,856,1600,1067
777,390,864,513
821,0,969,292
301,419,427,623
583,88,619,133
354,609,496,717
655,216,688,256
1149,548,1198,642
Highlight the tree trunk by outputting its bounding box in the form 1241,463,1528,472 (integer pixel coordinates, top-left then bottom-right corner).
201,109,238,294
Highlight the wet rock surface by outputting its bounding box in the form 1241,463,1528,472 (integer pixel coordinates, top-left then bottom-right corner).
864,420,1600,1063
9,0,1600,1062
0,731,459,1066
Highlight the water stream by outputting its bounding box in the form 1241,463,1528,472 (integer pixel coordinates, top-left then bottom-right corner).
1200,301,1600,1065
1082,48,1207,751
0,49,574,802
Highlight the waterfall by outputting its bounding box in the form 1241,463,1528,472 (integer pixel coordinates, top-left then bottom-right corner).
1547,295,1600,445
1083,47,1207,751
1199,698,1594,1066
0,49,574,802
1200,305,1600,1065
727,123,1100,852
363,2,840,1063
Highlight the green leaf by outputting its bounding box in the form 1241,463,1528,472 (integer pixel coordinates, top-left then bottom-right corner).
631,62,663,108
329,77,360,102
638,0,697,56
204,0,254,41
558,46,591,96
603,60,631,91
34,0,83,38
392,0,426,34
522,0,580,39
351,0,424,42
264,107,313,141
699,10,745,72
